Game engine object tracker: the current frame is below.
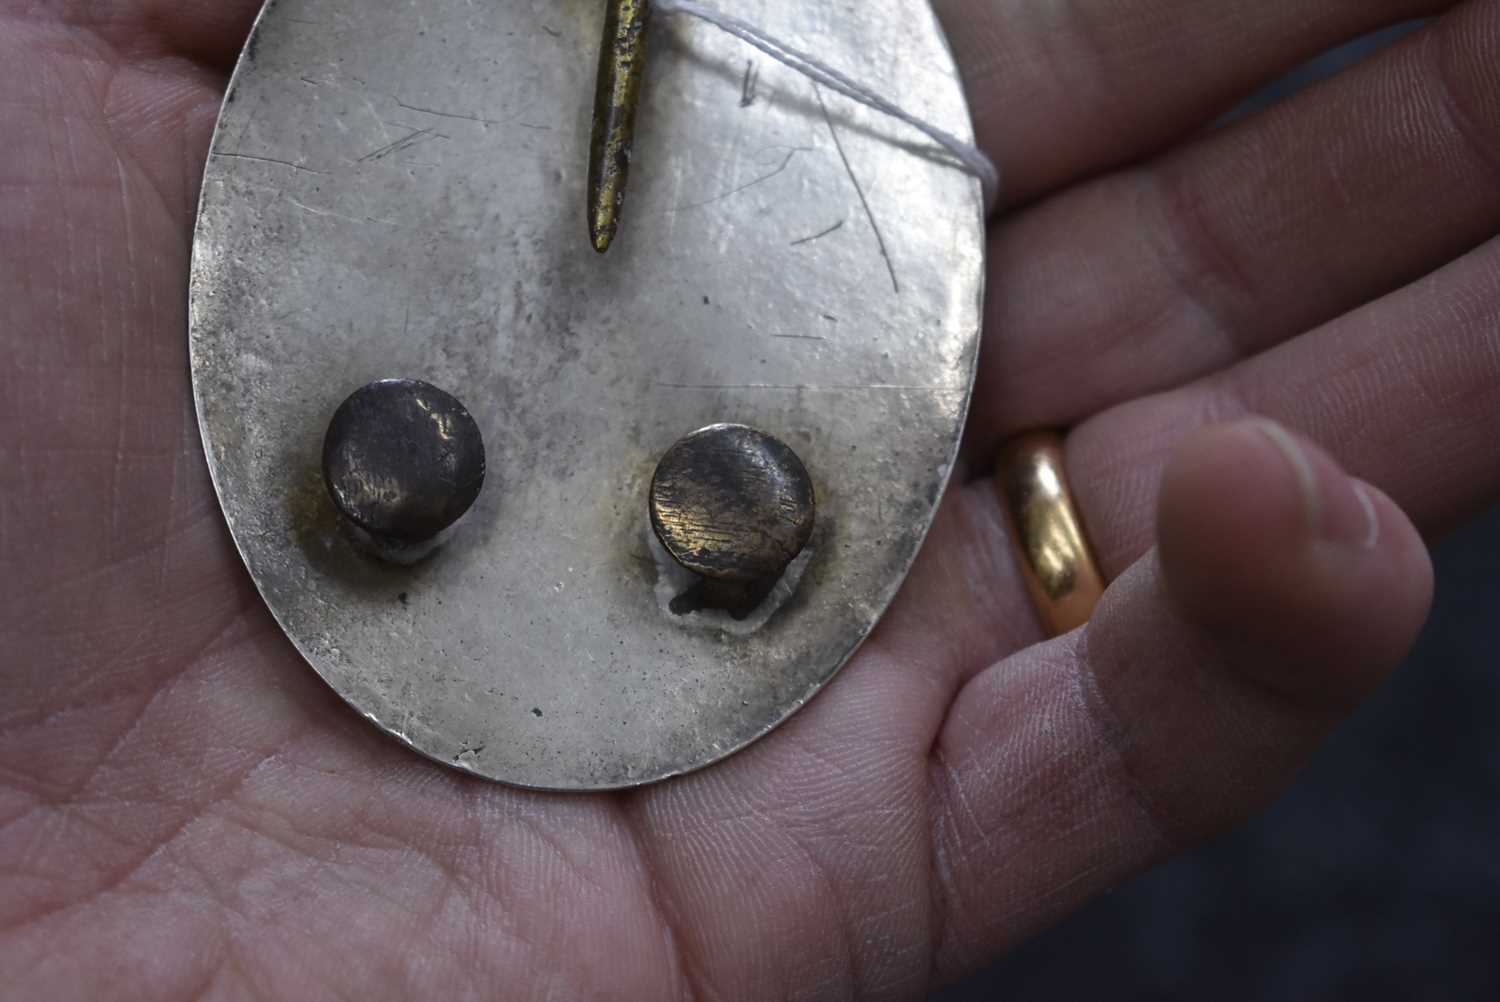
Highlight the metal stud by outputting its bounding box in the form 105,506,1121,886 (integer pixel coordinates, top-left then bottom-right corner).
649,424,816,586
322,379,486,549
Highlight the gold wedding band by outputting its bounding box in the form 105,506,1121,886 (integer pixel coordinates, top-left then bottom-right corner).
998,432,1105,636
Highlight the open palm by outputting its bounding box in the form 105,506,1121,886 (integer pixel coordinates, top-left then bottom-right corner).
4,0,1497,998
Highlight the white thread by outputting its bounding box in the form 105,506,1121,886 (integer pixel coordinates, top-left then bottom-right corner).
653,0,1000,208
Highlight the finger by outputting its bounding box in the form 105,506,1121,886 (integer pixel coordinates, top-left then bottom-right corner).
928,420,1433,979
4,9,255,223
933,0,1453,204
967,0,1500,450
129,1,262,71
25,2,263,72
1069,232,1500,577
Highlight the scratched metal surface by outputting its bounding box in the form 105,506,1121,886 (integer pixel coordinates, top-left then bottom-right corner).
189,0,985,789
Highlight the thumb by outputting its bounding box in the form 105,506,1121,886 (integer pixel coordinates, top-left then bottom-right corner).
928,419,1433,980
1155,418,1436,710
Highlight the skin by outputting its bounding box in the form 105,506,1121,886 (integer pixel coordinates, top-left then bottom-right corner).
1,0,1496,997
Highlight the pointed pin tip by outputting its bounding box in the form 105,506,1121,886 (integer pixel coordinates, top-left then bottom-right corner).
590,224,615,255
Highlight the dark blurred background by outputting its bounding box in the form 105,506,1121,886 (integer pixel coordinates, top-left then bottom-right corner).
936,507,1500,1000
936,26,1500,1002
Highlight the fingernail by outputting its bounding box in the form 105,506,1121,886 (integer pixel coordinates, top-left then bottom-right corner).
1251,420,1321,530
1349,480,1382,551
1251,420,1379,550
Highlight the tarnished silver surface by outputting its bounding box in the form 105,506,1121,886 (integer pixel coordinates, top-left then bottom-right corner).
190,0,985,789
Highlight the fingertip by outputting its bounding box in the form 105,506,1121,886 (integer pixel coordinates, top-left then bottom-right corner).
1343,474,1435,641
1156,420,1433,708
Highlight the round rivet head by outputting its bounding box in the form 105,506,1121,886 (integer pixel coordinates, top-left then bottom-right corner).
322,379,486,543
650,424,816,584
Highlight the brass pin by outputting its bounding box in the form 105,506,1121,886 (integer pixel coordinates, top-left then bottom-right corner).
588,0,651,253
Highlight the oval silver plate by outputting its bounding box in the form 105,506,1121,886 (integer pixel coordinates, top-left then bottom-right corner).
190,0,985,789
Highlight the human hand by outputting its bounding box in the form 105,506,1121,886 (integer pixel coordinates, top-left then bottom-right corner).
2,0,1495,998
